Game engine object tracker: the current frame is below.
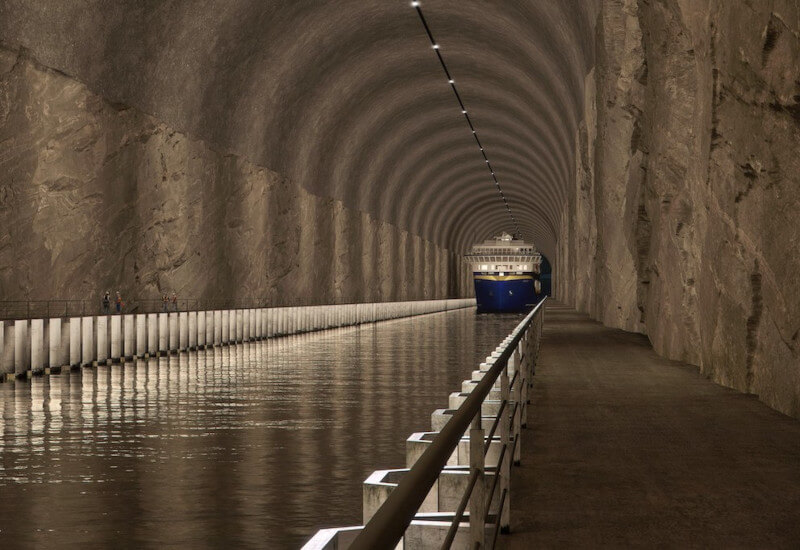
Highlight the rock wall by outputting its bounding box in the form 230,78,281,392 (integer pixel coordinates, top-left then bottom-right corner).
557,0,800,418
0,46,471,306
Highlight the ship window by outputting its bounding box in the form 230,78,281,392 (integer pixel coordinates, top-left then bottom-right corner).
481,264,488,270
499,272,505,276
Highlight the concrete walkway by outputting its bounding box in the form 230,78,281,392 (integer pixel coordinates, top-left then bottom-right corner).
504,303,800,548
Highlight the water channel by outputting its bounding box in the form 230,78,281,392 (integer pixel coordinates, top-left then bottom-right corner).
0,308,522,548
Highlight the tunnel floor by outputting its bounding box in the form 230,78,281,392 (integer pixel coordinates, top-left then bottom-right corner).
504,303,800,548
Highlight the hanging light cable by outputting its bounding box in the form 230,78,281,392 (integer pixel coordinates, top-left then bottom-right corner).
411,1,522,238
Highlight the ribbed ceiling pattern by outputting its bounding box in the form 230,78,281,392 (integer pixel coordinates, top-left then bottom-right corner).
1,0,598,259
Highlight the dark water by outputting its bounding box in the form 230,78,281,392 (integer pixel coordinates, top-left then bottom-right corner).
0,308,521,549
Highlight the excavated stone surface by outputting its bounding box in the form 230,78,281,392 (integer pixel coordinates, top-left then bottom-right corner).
0,47,467,305
0,0,599,257
557,0,800,418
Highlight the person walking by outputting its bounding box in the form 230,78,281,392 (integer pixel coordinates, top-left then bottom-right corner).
102,291,111,314
162,294,169,312
171,292,178,312
115,291,123,314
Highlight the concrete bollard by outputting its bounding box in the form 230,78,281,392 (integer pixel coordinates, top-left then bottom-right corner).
11,320,28,376
123,314,135,360
158,313,168,355
201,311,210,348
242,309,249,342
14,320,29,375
196,311,205,348
110,315,122,362
59,318,70,368
214,311,222,345
169,313,179,353
30,319,44,374
81,316,94,366
179,312,188,351
221,310,230,344
136,315,147,357
236,310,244,343
48,318,61,370
69,318,81,367
189,311,198,350
0,322,11,379
250,308,257,340
147,314,158,356
199,311,209,348
96,316,109,364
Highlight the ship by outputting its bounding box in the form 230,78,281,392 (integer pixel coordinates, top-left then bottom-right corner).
465,233,543,313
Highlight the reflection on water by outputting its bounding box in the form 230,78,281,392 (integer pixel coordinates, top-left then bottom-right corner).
0,309,521,548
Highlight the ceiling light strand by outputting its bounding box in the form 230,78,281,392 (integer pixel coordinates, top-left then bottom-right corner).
412,2,522,238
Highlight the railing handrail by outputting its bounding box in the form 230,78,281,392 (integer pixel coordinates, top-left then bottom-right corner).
349,297,547,549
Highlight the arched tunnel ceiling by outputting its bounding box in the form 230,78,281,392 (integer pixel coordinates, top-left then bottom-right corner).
0,0,598,260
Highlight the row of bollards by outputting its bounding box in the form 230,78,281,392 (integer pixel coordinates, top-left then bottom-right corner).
0,299,476,381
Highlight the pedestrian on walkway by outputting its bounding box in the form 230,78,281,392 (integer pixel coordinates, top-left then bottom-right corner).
115,291,123,314
162,294,168,312
171,292,178,312
102,291,110,314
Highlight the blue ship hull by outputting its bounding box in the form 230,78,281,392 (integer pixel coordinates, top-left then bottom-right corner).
473,274,539,313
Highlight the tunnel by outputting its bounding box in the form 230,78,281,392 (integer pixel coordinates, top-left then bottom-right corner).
1,0,799,547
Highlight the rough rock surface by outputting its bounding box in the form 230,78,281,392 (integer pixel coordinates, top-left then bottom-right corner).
556,0,800,418
0,1,599,257
0,46,469,305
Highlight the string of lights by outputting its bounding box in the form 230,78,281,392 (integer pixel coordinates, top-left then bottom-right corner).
411,0,522,238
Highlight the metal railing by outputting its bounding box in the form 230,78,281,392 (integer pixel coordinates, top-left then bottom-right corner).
349,297,546,549
0,299,203,320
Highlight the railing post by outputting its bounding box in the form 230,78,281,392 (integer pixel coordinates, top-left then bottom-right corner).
514,346,524,466
500,363,511,533
515,344,526,432
469,411,486,548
